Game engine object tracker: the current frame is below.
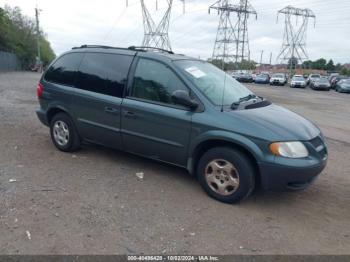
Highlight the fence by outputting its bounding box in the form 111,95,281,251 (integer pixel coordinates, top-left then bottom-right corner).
0,51,22,71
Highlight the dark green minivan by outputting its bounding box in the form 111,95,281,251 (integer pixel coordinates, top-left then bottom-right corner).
36,46,328,203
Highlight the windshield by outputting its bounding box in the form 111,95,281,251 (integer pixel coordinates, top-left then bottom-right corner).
317,78,329,83
175,60,252,106
272,74,284,78
311,75,321,78
292,76,304,81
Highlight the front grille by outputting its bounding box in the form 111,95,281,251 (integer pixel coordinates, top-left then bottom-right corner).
310,136,323,148
309,136,327,159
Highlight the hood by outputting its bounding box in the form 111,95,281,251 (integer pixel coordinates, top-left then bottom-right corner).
226,104,320,141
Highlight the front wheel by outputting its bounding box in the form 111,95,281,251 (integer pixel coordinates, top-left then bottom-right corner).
197,147,255,203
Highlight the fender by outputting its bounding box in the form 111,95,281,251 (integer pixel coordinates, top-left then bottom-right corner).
187,130,265,174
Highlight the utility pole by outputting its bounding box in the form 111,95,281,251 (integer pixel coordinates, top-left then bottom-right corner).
35,7,42,69
269,52,272,65
260,50,264,70
277,6,316,76
209,0,257,69
136,0,185,51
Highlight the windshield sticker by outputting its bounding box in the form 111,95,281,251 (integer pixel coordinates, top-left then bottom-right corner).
185,67,206,78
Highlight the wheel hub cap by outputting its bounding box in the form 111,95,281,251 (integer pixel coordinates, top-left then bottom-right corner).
53,120,69,146
205,159,240,196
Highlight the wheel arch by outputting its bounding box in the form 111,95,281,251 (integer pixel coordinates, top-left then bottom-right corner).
188,137,263,188
47,106,73,125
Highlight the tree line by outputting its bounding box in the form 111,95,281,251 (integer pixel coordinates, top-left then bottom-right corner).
209,57,350,76
0,6,55,69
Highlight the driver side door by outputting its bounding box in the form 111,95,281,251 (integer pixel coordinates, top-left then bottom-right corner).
121,58,193,167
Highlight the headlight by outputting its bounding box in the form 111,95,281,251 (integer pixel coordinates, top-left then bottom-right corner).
270,142,309,158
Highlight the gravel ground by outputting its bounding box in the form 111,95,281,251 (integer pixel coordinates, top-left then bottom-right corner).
0,72,349,255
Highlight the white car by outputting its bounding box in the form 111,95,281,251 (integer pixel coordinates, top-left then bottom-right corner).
270,73,287,86
290,75,307,88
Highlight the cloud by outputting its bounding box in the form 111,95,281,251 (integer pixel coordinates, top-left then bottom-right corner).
1,0,349,63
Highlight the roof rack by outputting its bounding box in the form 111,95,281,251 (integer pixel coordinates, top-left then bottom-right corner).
71,45,175,55
72,45,130,51
128,46,174,54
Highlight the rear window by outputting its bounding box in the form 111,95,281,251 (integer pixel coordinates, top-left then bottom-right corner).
75,53,133,97
44,53,84,86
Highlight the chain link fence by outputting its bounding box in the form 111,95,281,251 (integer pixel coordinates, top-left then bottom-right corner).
0,51,22,71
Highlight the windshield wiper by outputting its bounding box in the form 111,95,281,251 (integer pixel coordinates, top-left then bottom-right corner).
231,94,259,109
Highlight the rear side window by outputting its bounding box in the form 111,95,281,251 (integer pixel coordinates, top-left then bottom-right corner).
44,53,83,86
76,53,133,97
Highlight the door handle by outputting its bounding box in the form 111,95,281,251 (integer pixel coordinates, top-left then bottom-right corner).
123,110,138,119
105,107,119,115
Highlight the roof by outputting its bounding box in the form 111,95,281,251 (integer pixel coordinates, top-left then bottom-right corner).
69,45,198,62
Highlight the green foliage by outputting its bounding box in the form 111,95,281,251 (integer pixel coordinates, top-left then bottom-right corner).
302,58,348,73
326,59,335,71
208,59,256,71
340,67,350,76
0,6,55,68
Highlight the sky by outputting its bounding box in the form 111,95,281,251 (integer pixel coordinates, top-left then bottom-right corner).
1,0,349,64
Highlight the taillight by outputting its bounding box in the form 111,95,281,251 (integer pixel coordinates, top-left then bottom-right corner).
37,83,44,98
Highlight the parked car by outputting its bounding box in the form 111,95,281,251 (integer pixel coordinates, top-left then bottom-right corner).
330,75,348,89
310,77,331,91
290,75,307,88
335,79,350,93
254,74,270,84
236,73,254,83
270,73,287,86
307,74,321,85
36,45,328,203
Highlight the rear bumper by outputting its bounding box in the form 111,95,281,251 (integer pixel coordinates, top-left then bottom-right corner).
259,159,327,191
36,108,49,126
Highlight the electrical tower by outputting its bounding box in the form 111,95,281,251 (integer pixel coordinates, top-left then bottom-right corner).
209,0,257,68
138,0,185,51
277,6,316,70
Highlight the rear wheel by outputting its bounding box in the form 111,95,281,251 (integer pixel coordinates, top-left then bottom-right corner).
50,112,81,152
197,147,255,203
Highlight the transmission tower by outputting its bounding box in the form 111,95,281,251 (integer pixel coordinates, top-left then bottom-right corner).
277,6,316,70
138,0,185,51
209,0,257,68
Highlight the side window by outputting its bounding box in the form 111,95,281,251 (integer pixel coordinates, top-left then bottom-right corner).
131,58,188,105
76,53,133,97
44,53,83,86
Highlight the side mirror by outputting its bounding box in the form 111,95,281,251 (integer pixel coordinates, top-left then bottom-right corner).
171,90,198,110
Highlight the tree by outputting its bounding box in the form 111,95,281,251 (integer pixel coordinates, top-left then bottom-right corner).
312,58,327,70
0,6,55,68
326,59,335,71
340,67,350,76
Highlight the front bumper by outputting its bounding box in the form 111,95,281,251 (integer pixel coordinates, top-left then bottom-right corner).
270,80,284,85
259,159,327,191
259,135,328,191
313,85,330,90
338,87,350,93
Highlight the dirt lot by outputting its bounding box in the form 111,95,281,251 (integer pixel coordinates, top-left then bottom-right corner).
0,72,349,255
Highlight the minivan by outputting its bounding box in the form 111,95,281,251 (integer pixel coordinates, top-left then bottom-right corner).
36,45,328,203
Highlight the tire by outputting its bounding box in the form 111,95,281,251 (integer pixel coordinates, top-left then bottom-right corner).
50,112,81,152
197,147,255,204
